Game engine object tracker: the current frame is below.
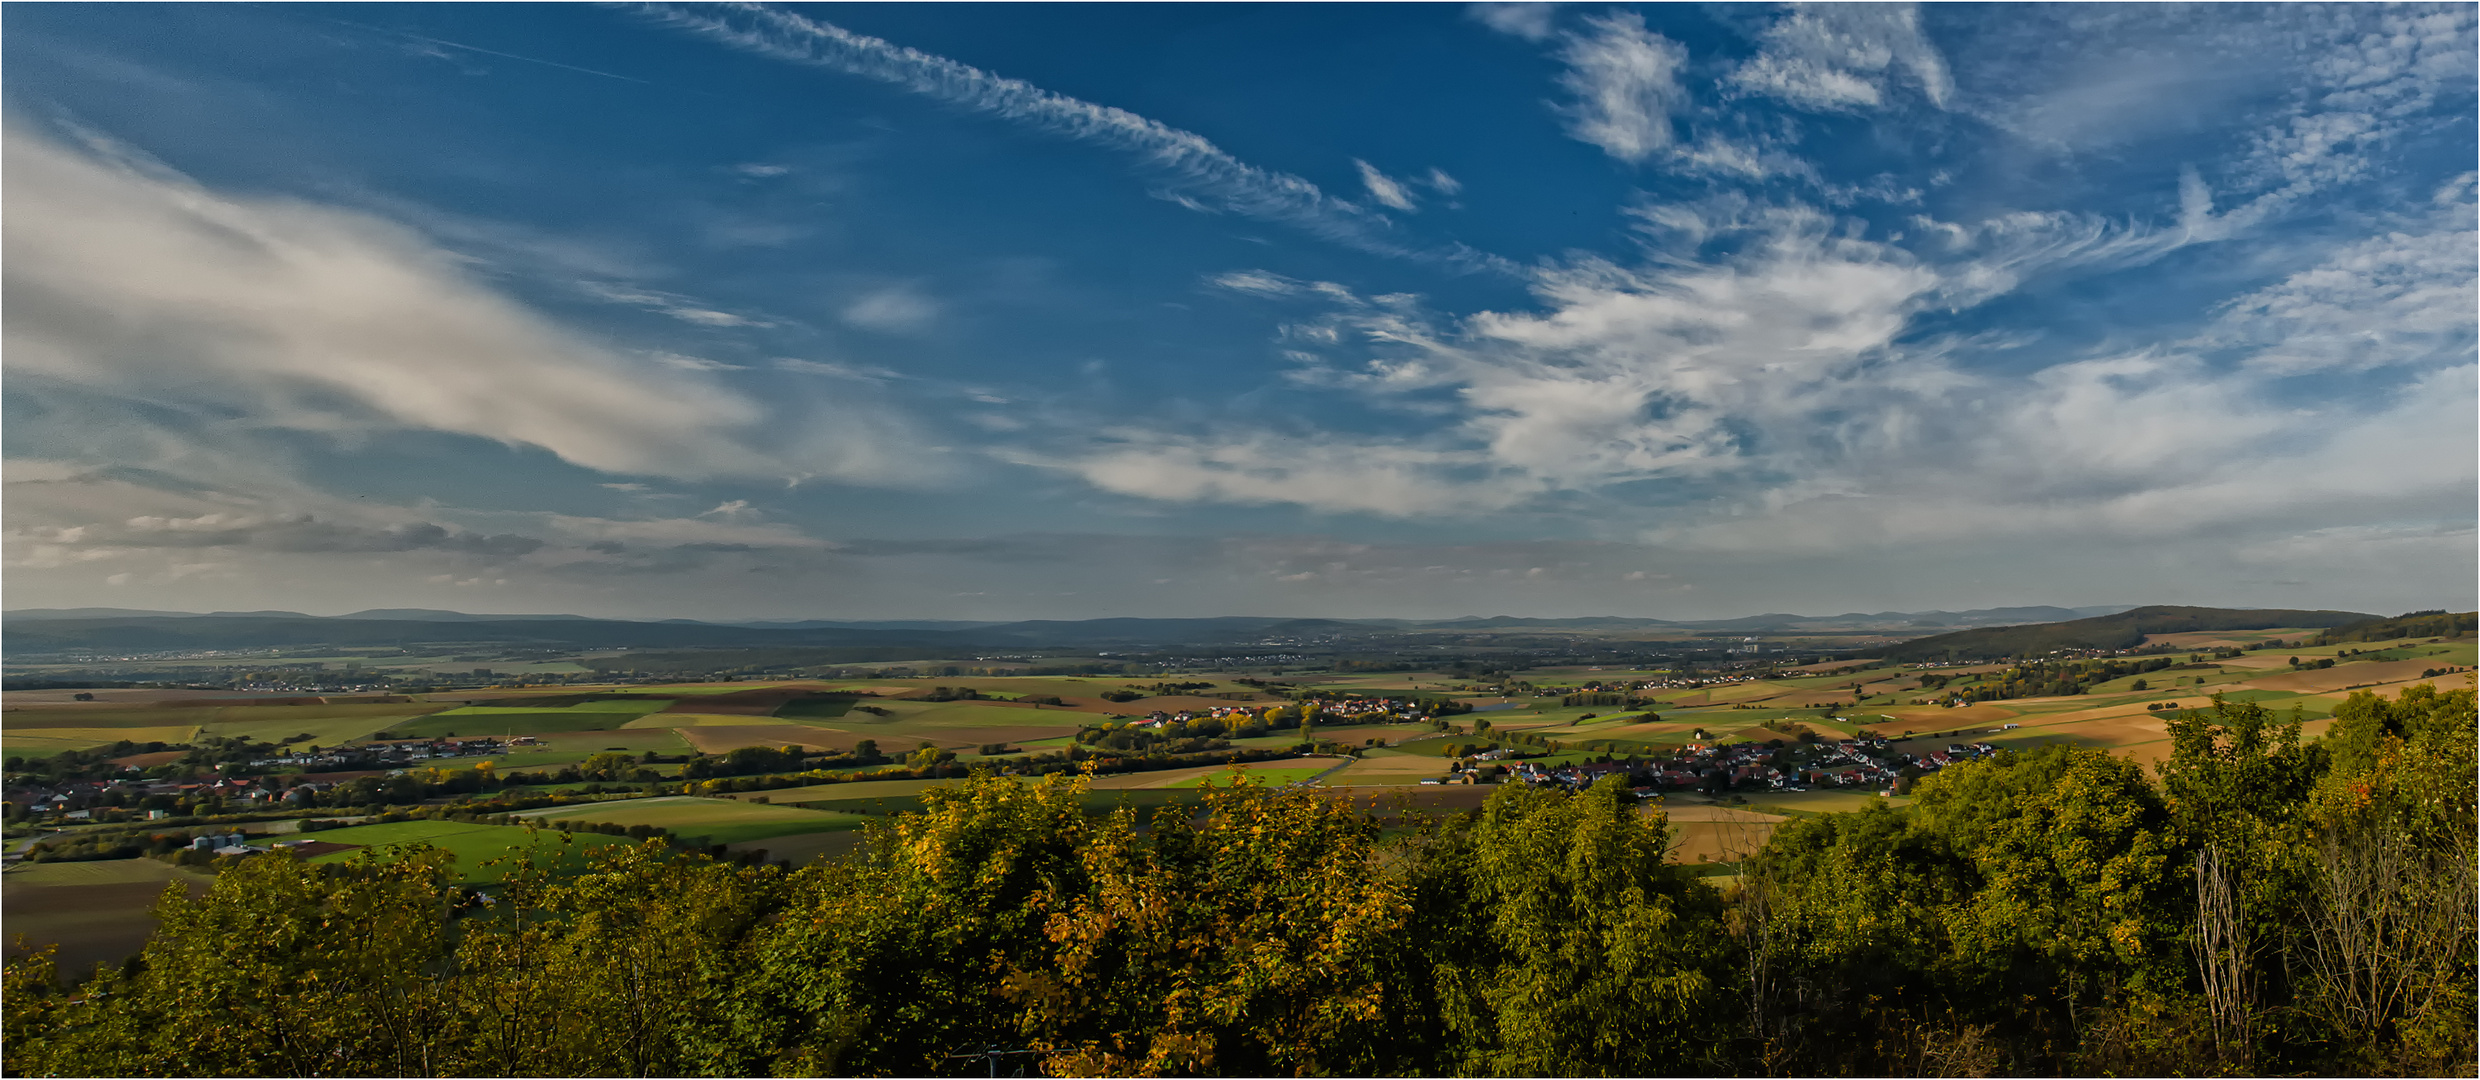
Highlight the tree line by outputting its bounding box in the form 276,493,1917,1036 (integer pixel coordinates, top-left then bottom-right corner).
6,688,2470,1077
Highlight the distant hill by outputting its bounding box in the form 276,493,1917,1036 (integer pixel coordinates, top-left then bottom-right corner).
0,616,974,654
4,607,317,620
1868,605,2381,662
337,609,596,622
2312,610,2479,646
0,603,2171,656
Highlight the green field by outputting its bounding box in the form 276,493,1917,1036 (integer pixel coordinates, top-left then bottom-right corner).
388,707,661,738
519,796,868,844
771,696,856,720
251,820,631,884
1159,766,1329,788
433,700,675,716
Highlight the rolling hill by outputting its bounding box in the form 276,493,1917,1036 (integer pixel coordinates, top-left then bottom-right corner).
1866,605,2381,662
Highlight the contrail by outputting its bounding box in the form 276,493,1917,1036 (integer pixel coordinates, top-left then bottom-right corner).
320,14,655,84
634,2,1516,276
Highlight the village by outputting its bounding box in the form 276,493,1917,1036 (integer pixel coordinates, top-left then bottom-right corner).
3,735,519,828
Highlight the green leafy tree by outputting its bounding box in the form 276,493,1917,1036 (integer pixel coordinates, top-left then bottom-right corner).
1418,777,1735,1075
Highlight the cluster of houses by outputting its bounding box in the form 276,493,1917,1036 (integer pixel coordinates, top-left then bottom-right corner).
6,775,312,820
1126,695,1438,730
1445,736,2005,798
1304,696,1435,722
1126,705,1263,729
244,736,519,772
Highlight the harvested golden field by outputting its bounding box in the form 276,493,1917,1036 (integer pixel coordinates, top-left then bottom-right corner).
2238,660,2456,694
676,725,870,754
1872,704,2021,727
727,830,868,866
1660,804,1785,864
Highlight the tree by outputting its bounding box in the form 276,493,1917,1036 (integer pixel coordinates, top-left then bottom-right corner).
2296,685,2477,1074
731,770,1103,1075
2154,695,2323,1069
1417,777,1735,1075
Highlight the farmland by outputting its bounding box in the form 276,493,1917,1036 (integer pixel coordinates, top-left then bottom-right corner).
7,630,2469,790
5,620,2469,988
1,859,211,979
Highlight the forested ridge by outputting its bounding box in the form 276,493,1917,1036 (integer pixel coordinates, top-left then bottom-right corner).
1871,606,2382,663
6,688,2472,1078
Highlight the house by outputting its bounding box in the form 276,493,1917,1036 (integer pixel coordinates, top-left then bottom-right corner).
190,832,255,855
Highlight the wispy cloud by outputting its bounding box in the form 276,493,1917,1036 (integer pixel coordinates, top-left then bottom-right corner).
773,357,903,381
641,2,1513,274
1065,184,2475,562
327,16,653,84
3,119,950,496
839,285,940,333
577,280,774,327
1551,12,1688,163
2202,197,2477,375
1353,159,1418,211
1727,3,1954,112
1468,2,1563,43
3,121,774,480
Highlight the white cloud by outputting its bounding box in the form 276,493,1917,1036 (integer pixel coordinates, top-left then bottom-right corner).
774,357,903,381
650,351,745,372
1051,436,1530,517
576,280,773,327
3,121,950,508
1208,270,1302,297
1,122,776,480
1046,188,2475,573
2204,217,2476,376
1969,6,2472,239
1728,3,1954,112
1552,12,1689,163
1469,2,1562,43
840,285,940,333
1353,159,1418,212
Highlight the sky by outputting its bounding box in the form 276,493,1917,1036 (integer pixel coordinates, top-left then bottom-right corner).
4,2,2474,622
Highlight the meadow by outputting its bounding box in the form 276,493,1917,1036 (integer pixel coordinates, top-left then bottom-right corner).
245,820,632,884
515,795,869,845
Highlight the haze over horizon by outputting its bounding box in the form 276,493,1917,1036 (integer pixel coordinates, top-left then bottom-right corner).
6,4,2474,623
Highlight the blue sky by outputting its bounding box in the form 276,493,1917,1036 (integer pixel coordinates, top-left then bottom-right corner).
5,2,2473,621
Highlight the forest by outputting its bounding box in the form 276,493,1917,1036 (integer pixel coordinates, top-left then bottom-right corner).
5,687,2471,1078
1873,606,2379,663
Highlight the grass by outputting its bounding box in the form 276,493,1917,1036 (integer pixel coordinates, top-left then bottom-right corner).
387,711,645,738
2,725,200,751
250,820,631,884
1159,766,1330,788
518,796,868,844
3,859,204,886
432,700,675,716
772,696,856,720
3,734,135,756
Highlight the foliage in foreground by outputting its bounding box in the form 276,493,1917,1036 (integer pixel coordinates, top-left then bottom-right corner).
6,690,2473,1077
